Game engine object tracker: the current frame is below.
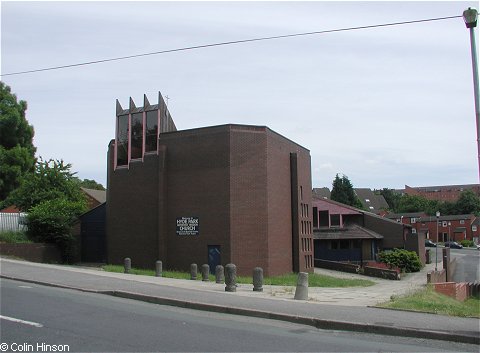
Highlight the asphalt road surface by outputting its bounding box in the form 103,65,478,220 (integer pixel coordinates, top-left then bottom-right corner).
450,248,480,283
0,279,477,353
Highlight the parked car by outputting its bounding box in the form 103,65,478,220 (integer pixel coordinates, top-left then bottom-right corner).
444,241,463,249
425,239,437,247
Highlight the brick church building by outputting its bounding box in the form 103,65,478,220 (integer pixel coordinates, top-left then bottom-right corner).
106,93,313,276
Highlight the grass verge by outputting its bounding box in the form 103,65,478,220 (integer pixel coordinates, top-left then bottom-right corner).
0,230,32,243
102,265,374,287
377,285,480,318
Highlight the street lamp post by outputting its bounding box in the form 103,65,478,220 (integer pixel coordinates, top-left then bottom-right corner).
448,221,451,243
435,211,440,271
463,8,480,181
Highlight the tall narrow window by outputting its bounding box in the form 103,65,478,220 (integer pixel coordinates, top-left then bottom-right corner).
131,112,143,159
116,115,129,166
145,110,158,152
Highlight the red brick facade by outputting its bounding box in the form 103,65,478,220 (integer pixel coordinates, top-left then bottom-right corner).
404,184,480,203
106,124,313,276
405,215,479,242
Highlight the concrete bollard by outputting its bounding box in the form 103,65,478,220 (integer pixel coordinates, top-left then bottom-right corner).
225,263,237,292
215,265,224,284
124,258,131,274
253,267,263,292
155,260,163,277
201,264,210,281
190,263,197,280
294,272,309,300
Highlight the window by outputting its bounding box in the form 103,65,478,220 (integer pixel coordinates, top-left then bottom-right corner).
339,240,349,249
412,228,417,234
411,218,416,224
460,220,465,225
313,207,318,228
116,115,129,166
145,110,158,152
319,211,329,227
472,225,477,232
365,199,370,203
331,241,338,250
130,113,143,159
369,206,374,210
330,214,341,227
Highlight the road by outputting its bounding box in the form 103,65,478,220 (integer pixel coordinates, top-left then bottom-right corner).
0,279,477,352
450,248,480,283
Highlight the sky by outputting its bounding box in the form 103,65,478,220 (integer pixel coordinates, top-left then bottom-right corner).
1,0,479,190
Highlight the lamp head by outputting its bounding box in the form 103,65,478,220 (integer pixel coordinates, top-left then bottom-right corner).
463,7,478,29
436,211,440,218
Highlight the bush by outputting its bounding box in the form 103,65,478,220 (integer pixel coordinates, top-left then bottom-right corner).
460,240,474,247
378,248,422,273
0,230,32,243
26,197,86,262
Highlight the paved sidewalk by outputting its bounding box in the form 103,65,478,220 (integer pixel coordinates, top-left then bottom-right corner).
1,257,478,344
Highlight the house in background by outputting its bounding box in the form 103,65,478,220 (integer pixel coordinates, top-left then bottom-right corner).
311,187,389,215
312,197,422,264
403,184,480,202
354,188,389,214
386,212,479,243
80,187,106,210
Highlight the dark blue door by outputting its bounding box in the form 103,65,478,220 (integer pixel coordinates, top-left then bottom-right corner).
208,245,221,274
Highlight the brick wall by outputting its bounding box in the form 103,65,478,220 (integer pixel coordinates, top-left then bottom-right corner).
434,282,468,301
0,243,62,263
106,124,312,276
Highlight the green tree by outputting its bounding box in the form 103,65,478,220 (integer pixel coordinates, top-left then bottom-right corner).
27,197,87,262
455,190,480,215
376,188,401,211
76,178,105,191
330,174,363,209
0,82,36,200
396,194,431,213
6,158,88,262
6,158,86,212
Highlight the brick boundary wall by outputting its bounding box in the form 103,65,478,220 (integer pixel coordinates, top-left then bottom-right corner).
0,243,62,263
363,266,401,280
314,259,360,273
434,282,468,301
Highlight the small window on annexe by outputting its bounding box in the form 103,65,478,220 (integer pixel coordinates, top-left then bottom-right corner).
319,211,329,227
131,112,143,159
330,214,341,227
116,115,129,166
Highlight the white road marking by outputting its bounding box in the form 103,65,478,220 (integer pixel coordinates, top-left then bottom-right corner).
18,285,32,288
0,315,43,327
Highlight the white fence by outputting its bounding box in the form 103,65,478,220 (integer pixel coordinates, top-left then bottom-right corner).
0,212,28,232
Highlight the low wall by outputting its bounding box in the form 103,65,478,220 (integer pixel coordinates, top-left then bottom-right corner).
314,259,360,273
0,243,62,263
435,282,468,302
363,266,401,280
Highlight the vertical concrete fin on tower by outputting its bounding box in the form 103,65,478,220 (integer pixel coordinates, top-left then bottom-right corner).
116,99,123,116
129,97,136,112
144,94,151,109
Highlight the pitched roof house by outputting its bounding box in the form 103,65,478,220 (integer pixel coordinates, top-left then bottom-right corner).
312,187,389,215
311,196,419,263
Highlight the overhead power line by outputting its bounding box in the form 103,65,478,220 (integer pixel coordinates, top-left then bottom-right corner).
1,15,462,77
